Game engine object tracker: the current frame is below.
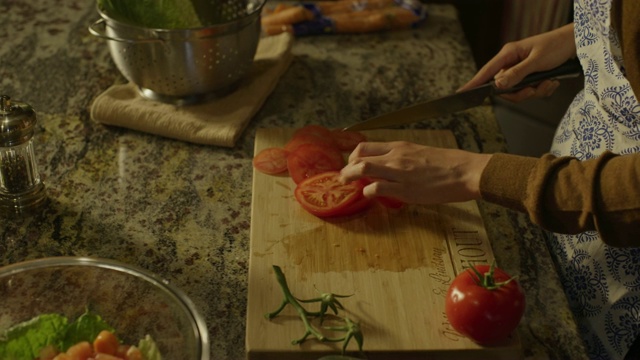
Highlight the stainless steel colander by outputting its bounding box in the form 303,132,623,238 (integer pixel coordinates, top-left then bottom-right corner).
89,0,265,105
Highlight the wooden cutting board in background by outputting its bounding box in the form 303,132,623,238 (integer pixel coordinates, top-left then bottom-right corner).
246,128,522,360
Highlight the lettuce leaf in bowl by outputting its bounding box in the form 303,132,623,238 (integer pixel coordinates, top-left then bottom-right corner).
0,310,121,359
60,311,114,351
0,314,68,359
139,334,163,360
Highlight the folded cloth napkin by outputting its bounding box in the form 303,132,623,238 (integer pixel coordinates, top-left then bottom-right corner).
90,32,294,147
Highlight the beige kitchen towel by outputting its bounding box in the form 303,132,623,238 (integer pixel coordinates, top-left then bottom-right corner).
90,32,294,147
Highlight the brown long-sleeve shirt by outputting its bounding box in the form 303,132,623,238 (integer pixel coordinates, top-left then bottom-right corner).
479,0,640,248
481,152,640,247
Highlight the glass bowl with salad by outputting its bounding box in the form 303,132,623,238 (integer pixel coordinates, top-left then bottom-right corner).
0,257,209,360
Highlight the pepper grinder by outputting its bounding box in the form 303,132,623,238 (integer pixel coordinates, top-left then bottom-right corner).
0,95,46,216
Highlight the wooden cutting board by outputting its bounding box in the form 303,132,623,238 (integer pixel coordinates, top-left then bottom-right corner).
246,128,522,360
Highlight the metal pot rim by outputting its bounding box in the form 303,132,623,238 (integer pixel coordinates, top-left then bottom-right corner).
96,0,265,35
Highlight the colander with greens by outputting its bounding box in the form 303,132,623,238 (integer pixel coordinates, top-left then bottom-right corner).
90,0,266,104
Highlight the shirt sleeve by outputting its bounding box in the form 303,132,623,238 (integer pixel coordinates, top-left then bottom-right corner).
479,151,640,247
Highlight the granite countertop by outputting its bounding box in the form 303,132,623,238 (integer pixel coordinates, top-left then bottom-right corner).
1,1,586,359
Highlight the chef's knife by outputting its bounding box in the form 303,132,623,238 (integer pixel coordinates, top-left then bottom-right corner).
343,58,582,131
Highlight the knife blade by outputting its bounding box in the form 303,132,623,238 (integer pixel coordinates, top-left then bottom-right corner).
343,58,582,131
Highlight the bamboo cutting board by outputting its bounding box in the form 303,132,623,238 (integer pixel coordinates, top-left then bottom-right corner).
246,128,522,360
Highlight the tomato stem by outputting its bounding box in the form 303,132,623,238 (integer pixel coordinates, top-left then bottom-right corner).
296,286,354,324
468,261,517,290
265,265,364,355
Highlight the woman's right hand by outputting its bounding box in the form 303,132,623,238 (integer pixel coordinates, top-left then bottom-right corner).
459,23,577,103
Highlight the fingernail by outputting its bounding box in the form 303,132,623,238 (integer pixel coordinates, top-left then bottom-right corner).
544,81,559,97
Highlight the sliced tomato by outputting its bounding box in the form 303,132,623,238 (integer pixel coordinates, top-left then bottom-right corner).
329,191,373,217
284,132,336,153
294,171,366,217
376,196,405,209
331,129,367,151
293,124,334,138
287,143,345,184
253,147,290,175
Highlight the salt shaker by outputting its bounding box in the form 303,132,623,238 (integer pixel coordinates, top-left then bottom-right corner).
0,95,46,216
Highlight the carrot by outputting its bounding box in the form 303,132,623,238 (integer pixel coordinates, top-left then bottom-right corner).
39,345,59,360
52,354,72,360
261,6,315,26
317,0,396,14
331,8,419,33
93,330,119,356
65,342,93,359
94,354,123,360
332,13,387,33
384,7,421,29
125,346,144,360
261,1,423,36
272,3,292,14
316,1,354,15
262,24,293,36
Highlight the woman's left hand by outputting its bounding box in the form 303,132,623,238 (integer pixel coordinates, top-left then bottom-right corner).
339,141,492,205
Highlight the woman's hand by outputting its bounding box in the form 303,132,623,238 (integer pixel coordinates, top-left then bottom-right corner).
339,141,492,205
459,23,577,103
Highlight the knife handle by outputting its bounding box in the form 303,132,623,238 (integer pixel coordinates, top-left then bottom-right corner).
493,58,583,95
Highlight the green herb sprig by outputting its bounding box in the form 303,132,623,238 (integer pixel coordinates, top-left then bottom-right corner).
265,265,364,355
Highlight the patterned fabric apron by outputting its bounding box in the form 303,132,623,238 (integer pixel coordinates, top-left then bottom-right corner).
548,0,640,359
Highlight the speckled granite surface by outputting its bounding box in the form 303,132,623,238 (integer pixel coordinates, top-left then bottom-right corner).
0,1,587,359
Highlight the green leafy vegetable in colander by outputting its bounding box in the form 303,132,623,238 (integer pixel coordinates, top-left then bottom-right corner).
97,0,203,29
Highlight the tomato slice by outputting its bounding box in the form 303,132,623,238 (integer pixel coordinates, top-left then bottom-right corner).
331,129,367,151
293,124,334,138
284,132,336,153
253,147,289,175
329,190,373,217
294,171,365,217
376,196,405,209
287,143,345,184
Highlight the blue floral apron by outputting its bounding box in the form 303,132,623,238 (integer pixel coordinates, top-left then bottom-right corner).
548,0,640,359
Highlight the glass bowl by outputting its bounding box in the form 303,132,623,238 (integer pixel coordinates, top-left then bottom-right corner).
0,256,209,359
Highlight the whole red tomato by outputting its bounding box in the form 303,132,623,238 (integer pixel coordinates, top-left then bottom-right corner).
445,263,525,345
